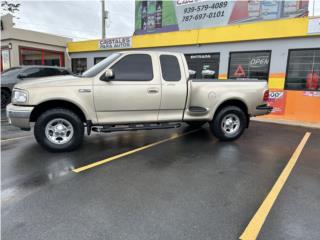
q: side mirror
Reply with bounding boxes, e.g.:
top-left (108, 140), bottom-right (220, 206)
top-left (100, 69), bottom-right (114, 81)
top-left (201, 70), bottom-right (215, 78)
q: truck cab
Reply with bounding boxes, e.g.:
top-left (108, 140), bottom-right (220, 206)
top-left (92, 52), bottom-right (189, 123)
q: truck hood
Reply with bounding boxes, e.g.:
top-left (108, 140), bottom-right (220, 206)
top-left (14, 75), bottom-right (92, 89)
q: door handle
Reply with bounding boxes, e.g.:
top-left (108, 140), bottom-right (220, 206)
top-left (147, 88), bottom-right (159, 94)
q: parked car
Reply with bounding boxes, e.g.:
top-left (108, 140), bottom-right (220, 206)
top-left (1, 66), bottom-right (71, 108)
top-left (7, 51), bottom-right (272, 152)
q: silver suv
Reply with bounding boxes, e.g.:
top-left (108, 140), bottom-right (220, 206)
top-left (1, 65), bottom-right (70, 108)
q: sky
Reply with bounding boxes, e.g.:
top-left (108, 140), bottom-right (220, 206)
top-left (10, 0), bottom-right (136, 40)
top-left (2, 0), bottom-right (320, 41)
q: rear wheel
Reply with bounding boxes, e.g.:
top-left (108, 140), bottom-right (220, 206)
top-left (34, 108), bottom-right (84, 152)
top-left (1, 89), bottom-right (11, 109)
top-left (186, 121), bottom-right (207, 128)
top-left (210, 106), bottom-right (247, 141)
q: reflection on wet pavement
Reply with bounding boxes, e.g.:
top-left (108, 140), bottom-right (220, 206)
top-left (2, 112), bottom-right (320, 240)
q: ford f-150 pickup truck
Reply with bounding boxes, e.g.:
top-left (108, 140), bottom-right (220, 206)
top-left (7, 51), bottom-right (272, 152)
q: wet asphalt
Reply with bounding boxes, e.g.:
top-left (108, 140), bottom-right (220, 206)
top-left (1, 110), bottom-right (320, 240)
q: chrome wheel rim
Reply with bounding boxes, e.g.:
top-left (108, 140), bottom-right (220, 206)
top-left (45, 118), bottom-right (74, 145)
top-left (221, 114), bottom-right (240, 136)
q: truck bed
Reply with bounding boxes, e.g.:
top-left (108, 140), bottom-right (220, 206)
top-left (183, 78), bottom-right (269, 121)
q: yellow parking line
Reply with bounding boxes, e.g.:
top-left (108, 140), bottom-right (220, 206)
top-left (0, 135), bottom-right (33, 143)
top-left (73, 129), bottom-right (200, 173)
top-left (239, 132), bottom-right (311, 240)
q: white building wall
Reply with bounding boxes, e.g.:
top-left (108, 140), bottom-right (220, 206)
top-left (69, 36), bottom-right (320, 75)
top-left (1, 14), bottom-right (72, 70)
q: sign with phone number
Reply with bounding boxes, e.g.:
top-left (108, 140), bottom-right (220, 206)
top-left (134, 0), bottom-right (309, 35)
top-left (175, 1), bottom-right (236, 31)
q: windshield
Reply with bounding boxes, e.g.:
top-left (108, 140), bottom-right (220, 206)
top-left (1, 67), bottom-right (22, 76)
top-left (82, 53), bottom-right (121, 77)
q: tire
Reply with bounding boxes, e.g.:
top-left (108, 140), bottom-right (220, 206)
top-left (186, 121), bottom-right (207, 128)
top-left (34, 108), bottom-right (84, 152)
top-left (1, 88), bottom-right (11, 109)
top-left (210, 106), bottom-right (247, 141)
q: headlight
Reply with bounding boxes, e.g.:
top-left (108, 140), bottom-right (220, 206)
top-left (12, 90), bottom-right (28, 104)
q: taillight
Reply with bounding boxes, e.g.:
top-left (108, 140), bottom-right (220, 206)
top-left (263, 90), bottom-right (269, 102)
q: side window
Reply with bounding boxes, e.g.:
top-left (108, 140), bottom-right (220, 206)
top-left (285, 49), bottom-right (320, 91)
top-left (59, 69), bottom-right (70, 75)
top-left (22, 68), bottom-right (45, 78)
top-left (111, 54), bottom-right (153, 81)
top-left (45, 68), bottom-right (61, 76)
top-left (160, 55), bottom-right (181, 81)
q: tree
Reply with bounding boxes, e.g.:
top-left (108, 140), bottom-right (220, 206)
top-left (1, 1), bottom-right (20, 16)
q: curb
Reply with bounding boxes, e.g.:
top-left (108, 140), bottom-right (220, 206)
top-left (252, 117), bottom-right (320, 129)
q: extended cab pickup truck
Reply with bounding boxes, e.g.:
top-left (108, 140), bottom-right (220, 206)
top-left (7, 51), bottom-right (272, 152)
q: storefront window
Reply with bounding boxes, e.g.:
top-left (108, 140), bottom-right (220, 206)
top-left (228, 51), bottom-right (271, 80)
top-left (20, 48), bottom-right (42, 65)
top-left (94, 57), bottom-right (106, 65)
top-left (185, 53), bottom-right (220, 79)
top-left (285, 49), bottom-right (320, 91)
top-left (44, 51), bottom-right (61, 66)
top-left (1, 49), bottom-right (11, 72)
top-left (72, 58), bottom-right (87, 74)
top-left (19, 47), bottom-right (64, 67)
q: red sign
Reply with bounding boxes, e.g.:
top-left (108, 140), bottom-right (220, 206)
top-left (306, 72), bottom-right (319, 90)
top-left (303, 91), bottom-right (320, 97)
top-left (234, 65), bottom-right (246, 77)
top-left (268, 90), bottom-right (286, 115)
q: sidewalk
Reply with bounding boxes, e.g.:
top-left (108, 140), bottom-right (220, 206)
top-left (252, 117), bottom-right (320, 129)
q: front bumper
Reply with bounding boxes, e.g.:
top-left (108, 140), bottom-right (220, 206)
top-left (6, 104), bottom-right (34, 130)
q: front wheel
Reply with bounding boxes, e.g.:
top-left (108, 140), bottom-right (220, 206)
top-left (210, 106), bottom-right (247, 141)
top-left (34, 108), bottom-right (84, 152)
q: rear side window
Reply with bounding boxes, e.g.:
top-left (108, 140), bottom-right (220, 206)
top-left (111, 54), bottom-right (153, 81)
top-left (160, 55), bottom-right (181, 81)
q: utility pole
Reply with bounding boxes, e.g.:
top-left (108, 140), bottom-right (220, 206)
top-left (101, 0), bottom-right (106, 39)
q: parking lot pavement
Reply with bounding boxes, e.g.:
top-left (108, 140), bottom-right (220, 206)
top-left (258, 133), bottom-right (320, 240)
top-left (1, 118), bottom-right (320, 240)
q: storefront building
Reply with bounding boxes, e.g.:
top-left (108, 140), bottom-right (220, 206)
top-left (1, 14), bottom-right (71, 72)
top-left (67, 2), bottom-right (320, 124)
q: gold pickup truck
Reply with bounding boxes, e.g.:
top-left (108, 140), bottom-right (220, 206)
top-left (7, 51), bottom-right (272, 152)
